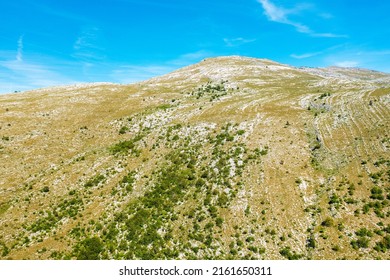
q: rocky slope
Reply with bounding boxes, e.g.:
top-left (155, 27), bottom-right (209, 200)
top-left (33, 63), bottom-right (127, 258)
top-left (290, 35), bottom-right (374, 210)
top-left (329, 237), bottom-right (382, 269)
top-left (0, 56), bottom-right (389, 259)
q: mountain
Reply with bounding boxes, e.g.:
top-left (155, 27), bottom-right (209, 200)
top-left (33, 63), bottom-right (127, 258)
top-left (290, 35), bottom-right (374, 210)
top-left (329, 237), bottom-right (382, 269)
top-left (0, 56), bottom-right (389, 260)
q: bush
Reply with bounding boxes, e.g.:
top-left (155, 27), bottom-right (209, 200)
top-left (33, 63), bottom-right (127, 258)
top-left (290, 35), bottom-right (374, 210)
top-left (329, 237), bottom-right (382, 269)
top-left (321, 217), bottom-right (333, 227)
top-left (307, 235), bottom-right (316, 249)
top-left (109, 140), bottom-right (136, 154)
top-left (215, 217), bottom-right (224, 227)
top-left (119, 126), bottom-right (129, 135)
top-left (84, 174), bottom-right (105, 188)
top-left (329, 194), bottom-right (341, 205)
top-left (355, 228), bottom-right (373, 237)
top-left (279, 247), bottom-right (303, 260)
top-left (351, 237), bottom-right (370, 249)
top-left (373, 235), bottom-right (390, 253)
top-left (370, 187), bottom-right (384, 200)
top-left (74, 237), bottom-right (104, 260)
top-left (120, 171), bottom-right (136, 192)
top-left (109, 134), bottom-right (143, 155)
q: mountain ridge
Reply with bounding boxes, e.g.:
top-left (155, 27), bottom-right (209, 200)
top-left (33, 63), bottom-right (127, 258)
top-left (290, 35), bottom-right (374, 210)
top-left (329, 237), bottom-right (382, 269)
top-left (3, 56), bottom-right (390, 96)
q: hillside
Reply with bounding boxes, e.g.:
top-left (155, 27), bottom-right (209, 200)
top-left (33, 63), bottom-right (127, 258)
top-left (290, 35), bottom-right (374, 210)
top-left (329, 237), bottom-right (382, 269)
top-left (0, 56), bottom-right (389, 260)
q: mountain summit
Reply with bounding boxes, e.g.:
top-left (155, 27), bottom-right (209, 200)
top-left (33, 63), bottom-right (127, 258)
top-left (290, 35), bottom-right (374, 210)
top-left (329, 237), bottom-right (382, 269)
top-left (0, 56), bottom-right (389, 259)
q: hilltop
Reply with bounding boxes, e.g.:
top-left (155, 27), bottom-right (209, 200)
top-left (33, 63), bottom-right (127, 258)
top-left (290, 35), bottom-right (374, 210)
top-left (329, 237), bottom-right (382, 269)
top-left (0, 56), bottom-right (389, 259)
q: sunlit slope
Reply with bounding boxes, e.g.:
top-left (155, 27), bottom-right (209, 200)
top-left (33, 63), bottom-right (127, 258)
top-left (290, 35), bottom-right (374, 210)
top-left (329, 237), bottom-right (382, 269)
top-left (0, 56), bottom-right (389, 259)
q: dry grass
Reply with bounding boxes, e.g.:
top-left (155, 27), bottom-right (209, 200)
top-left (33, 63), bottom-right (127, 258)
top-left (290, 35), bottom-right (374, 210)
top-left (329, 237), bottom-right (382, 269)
top-left (0, 56), bottom-right (389, 260)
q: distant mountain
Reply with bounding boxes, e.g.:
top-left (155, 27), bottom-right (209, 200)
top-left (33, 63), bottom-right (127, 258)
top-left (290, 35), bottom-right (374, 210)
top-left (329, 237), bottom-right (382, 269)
top-left (0, 56), bottom-right (389, 259)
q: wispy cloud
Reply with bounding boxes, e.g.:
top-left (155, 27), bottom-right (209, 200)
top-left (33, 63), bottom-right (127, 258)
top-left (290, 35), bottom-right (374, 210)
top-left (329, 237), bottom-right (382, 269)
top-left (257, 0), bottom-right (310, 33)
top-left (290, 44), bottom-right (348, 60)
top-left (0, 38), bottom-right (79, 94)
top-left (291, 52), bottom-right (322, 59)
top-left (312, 33), bottom-right (347, 38)
top-left (16, 35), bottom-right (24, 62)
top-left (111, 50), bottom-right (213, 84)
top-left (73, 26), bottom-right (106, 62)
top-left (257, 0), bottom-right (346, 38)
top-left (334, 61), bottom-right (359, 68)
top-left (319, 46), bottom-right (390, 72)
top-left (169, 50), bottom-right (212, 66)
top-left (224, 37), bottom-right (256, 47)
top-left (0, 59), bottom-right (78, 93)
top-left (319, 13), bottom-right (334, 19)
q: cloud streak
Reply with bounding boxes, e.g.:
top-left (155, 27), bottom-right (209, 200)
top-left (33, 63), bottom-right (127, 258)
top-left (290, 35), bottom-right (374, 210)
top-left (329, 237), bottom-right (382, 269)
top-left (111, 50), bottom-right (213, 84)
top-left (0, 40), bottom-right (80, 94)
top-left (0, 59), bottom-right (78, 93)
top-left (224, 37), bottom-right (256, 47)
top-left (334, 61), bottom-right (359, 68)
top-left (291, 52), bottom-right (322, 59)
top-left (16, 35), bottom-right (23, 62)
top-left (0, 46), bottom-right (212, 94)
top-left (257, 0), bottom-right (346, 38)
top-left (73, 26), bottom-right (106, 62)
top-left (258, 0), bottom-right (310, 32)
top-left (169, 50), bottom-right (212, 66)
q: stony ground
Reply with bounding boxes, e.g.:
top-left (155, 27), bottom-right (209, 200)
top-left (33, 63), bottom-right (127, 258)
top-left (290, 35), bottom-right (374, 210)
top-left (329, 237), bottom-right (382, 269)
top-left (0, 56), bottom-right (389, 259)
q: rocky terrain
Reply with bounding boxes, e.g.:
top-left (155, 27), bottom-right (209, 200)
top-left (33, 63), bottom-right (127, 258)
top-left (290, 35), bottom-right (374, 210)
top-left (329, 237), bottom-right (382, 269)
top-left (0, 56), bottom-right (389, 259)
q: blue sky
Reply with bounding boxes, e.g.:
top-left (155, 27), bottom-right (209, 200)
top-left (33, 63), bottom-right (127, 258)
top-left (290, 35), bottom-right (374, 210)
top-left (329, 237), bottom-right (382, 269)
top-left (1, 0), bottom-right (389, 93)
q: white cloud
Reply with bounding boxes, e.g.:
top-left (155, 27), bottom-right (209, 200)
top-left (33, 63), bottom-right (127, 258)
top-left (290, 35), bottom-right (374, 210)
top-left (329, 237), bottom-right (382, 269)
top-left (0, 43), bottom-right (80, 94)
top-left (359, 50), bottom-right (390, 56)
top-left (334, 61), bottom-right (359, 68)
top-left (291, 52), bottom-right (322, 59)
top-left (0, 37), bottom-right (75, 93)
top-left (111, 51), bottom-right (213, 83)
top-left (257, 0), bottom-right (345, 38)
top-left (16, 35), bottom-right (24, 62)
top-left (290, 44), bottom-right (349, 60)
top-left (169, 50), bottom-right (212, 66)
top-left (258, 0), bottom-right (311, 33)
top-left (224, 37), bottom-right (256, 47)
top-left (323, 46), bottom-right (390, 72)
top-left (73, 26), bottom-right (105, 62)
top-left (312, 33), bottom-right (348, 38)
top-left (258, 0), bottom-right (289, 23)
top-left (0, 59), bottom-right (77, 93)
top-left (0, 47), bottom-right (214, 94)
top-left (319, 13), bottom-right (334, 19)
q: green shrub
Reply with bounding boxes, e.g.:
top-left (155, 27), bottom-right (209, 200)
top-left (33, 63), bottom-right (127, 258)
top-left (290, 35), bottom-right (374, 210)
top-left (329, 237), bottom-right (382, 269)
top-left (84, 174), bottom-right (105, 188)
top-left (74, 237), bottom-right (104, 260)
top-left (215, 217), bottom-right (224, 227)
top-left (307, 235), bottom-right (316, 249)
top-left (370, 186), bottom-right (384, 200)
top-left (321, 217), bottom-right (334, 227)
top-left (119, 126), bottom-right (129, 135)
top-left (355, 228), bottom-right (373, 237)
top-left (279, 247), bottom-right (303, 260)
top-left (120, 171), bottom-right (136, 192)
top-left (295, 178), bottom-right (302, 184)
top-left (109, 134), bottom-right (143, 155)
top-left (329, 194), bottom-right (341, 205)
top-left (373, 235), bottom-right (390, 253)
top-left (351, 237), bottom-right (370, 249)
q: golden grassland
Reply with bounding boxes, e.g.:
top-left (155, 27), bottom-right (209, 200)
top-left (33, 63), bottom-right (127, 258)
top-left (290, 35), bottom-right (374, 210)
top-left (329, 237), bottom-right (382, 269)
top-left (0, 56), bottom-right (389, 259)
